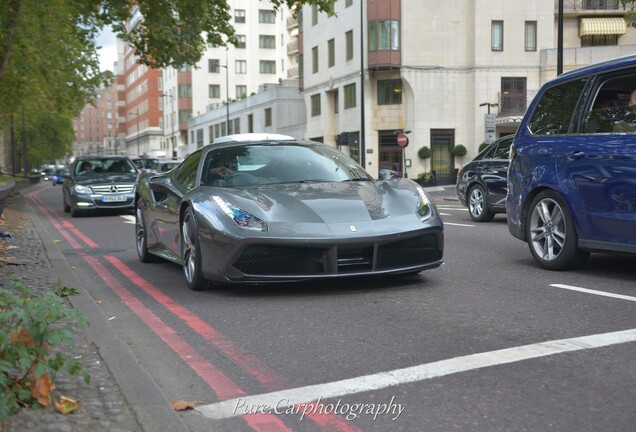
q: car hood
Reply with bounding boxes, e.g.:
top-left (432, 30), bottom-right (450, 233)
top-left (73, 173), bottom-right (138, 185)
top-left (191, 180), bottom-right (425, 228)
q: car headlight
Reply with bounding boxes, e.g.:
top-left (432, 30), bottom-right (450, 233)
top-left (74, 185), bottom-right (92, 194)
top-left (213, 196), bottom-right (267, 231)
top-left (415, 186), bottom-right (433, 221)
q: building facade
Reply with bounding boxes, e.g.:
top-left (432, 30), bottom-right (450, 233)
top-left (300, 0), bottom-right (636, 183)
top-left (72, 82), bottom-right (119, 157)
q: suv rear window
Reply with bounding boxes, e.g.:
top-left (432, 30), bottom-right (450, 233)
top-left (527, 79), bottom-right (587, 136)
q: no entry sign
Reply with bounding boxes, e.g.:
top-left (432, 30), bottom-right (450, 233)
top-left (397, 133), bottom-right (409, 148)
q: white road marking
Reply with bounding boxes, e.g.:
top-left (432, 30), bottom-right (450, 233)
top-left (196, 328), bottom-right (636, 420)
top-left (120, 215), bottom-right (136, 224)
top-left (439, 212), bottom-right (452, 216)
top-left (444, 222), bottom-right (475, 227)
top-left (551, 284), bottom-right (636, 302)
top-left (436, 206), bottom-right (466, 211)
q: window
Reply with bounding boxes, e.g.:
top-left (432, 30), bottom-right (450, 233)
top-left (178, 84), bottom-right (192, 98)
top-left (328, 39), bottom-right (335, 67)
top-left (259, 35), bottom-right (275, 49)
top-left (527, 79), bottom-right (587, 136)
top-left (346, 30), bottom-right (354, 60)
top-left (259, 9), bottom-right (276, 24)
top-left (236, 85), bottom-right (247, 99)
top-left (344, 83), bottom-right (356, 109)
top-left (209, 126), bottom-right (214, 143)
top-left (312, 5), bottom-right (318, 26)
top-left (248, 114), bottom-right (254, 133)
top-left (260, 60), bottom-right (276, 74)
top-left (196, 129), bottom-right (204, 148)
top-left (346, 0), bottom-right (353, 6)
top-left (492, 21), bottom-right (503, 51)
top-left (312, 46), bottom-right (319, 73)
top-left (236, 60), bottom-right (247, 74)
top-left (368, 21), bottom-right (400, 51)
top-left (500, 77), bottom-right (527, 115)
top-left (235, 9), bottom-right (246, 23)
top-left (525, 21), bottom-right (537, 51)
top-left (209, 84), bottom-right (220, 98)
top-left (311, 94), bottom-right (321, 116)
top-left (175, 150), bottom-right (201, 190)
top-left (178, 109), bottom-right (192, 123)
top-left (581, 34), bottom-right (618, 46)
top-left (236, 35), bottom-right (246, 49)
top-left (234, 118), bottom-right (240, 134)
top-left (265, 108), bottom-right (272, 127)
top-left (378, 80), bottom-right (402, 105)
top-left (334, 89), bottom-right (339, 114)
top-left (208, 59), bottom-right (220, 73)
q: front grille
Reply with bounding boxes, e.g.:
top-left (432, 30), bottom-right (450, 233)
top-left (233, 246), bottom-right (327, 275)
top-left (91, 184), bottom-right (135, 194)
top-left (337, 246), bottom-right (373, 272)
top-left (376, 234), bottom-right (441, 269)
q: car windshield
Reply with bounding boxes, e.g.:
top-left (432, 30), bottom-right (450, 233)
top-left (75, 158), bottom-right (137, 176)
top-left (132, 158), bottom-right (160, 170)
top-left (202, 143), bottom-right (373, 187)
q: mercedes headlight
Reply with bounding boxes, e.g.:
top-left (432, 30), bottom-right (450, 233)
top-left (74, 185), bottom-right (92, 194)
top-left (213, 196), bottom-right (267, 231)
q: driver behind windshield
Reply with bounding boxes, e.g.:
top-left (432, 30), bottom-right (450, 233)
top-left (207, 154), bottom-right (237, 182)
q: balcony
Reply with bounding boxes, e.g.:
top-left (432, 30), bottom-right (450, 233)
top-left (287, 66), bottom-right (299, 79)
top-left (558, 0), bottom-right (622, 13)
top-left (287, 39), bottom-right (299, 55)
top-left (286, 16), bottom-right (299, 30)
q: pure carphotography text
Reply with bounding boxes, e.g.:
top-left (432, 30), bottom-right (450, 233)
top-left (233, 396), bottom-right (405, 421)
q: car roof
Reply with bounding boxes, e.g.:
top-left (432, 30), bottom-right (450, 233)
top-left (547, 53), bottom-right (636, 85)
top-left (212, 133), bottom-right (295, 144)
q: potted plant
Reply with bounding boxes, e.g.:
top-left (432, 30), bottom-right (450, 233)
top-left (416, 171), bottom-right (436, 186)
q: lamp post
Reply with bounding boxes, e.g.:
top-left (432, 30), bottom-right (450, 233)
top-left (219, 49), bottom-right (230, 136)
top-left (479, 102), bottom-right (498, 114)
top-left (128, 110), bottom-right (140, 155)
top-left (161, 92), bottom-right (174, 157)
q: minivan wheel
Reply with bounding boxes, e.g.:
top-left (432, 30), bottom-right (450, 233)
top-left (181, 207), bottom-right (209, 291)
top-left (526, 191), bottom-right (590, 270)
top-left (468, 185), bottom-right (494, 222)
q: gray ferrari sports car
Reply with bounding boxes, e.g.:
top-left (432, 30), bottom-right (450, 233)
top-left (135, 134), bottom-right (444, 290)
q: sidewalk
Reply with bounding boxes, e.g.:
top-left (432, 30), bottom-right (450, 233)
top-left (0, 186), bottom-right (141, 432)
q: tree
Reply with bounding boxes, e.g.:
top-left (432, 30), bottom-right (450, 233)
top-left (0, 0), bottom-right (335, 167)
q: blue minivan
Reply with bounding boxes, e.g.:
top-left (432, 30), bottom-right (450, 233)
top-left (507, 54), bottom-right (636, 270)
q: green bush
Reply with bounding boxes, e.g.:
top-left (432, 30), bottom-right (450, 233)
top-left (451, 144), bottom-right (467, 157)
top-left (0, 282), bottom-right (90, 419)
top-left (417, 146), bottom-right (431, 160)
top-left (418, 172), bottom-right (435, 182)
top-left (478, 142), bottom-right (489, 152)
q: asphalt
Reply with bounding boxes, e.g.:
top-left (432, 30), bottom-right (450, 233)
top-left (0, 181), bottom-right (458, 432)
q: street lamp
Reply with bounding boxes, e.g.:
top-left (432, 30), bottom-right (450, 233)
top-left (128, 110), bottom-right (140, 155)
top-left (479, 102), bottom-right (498, 114)
top-left (161, 92), bottom-right (175, 158)
top-left (219, 48), bottom-right (230, 136)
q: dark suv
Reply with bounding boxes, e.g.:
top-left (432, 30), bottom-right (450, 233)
top-left (506, 54), bottom-right (636, 270)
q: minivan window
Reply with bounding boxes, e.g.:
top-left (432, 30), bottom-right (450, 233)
top-left (527, 79), bottom-right (587, 136)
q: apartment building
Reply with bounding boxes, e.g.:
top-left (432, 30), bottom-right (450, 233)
top-left (72, 82), bottom-right (119, 157)
top-left (300, 0), bottom-right (636, 183)
top-left (164, 1), bottom-right (294, 158)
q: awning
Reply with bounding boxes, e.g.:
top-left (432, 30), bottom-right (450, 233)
top-left (579, 17), bottom-right (627, 36)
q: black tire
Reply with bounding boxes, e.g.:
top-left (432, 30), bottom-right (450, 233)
top-left (181, 207), bottom-right (209, 291)
top-left (63, 197), bottom-right (70, 213)
top-left (526, 190), bottom-right (590, 270)
top-left (136, 202), bottom-right (160, 263)
top-left (70, 206), bottom-right (81, 217)
top-left (468, 184), bottom-right (495, 222)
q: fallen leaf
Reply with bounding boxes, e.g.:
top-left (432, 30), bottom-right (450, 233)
top-left (95, 301), bottom-right (103, 304)
top-left (55, 395), bottom-right (79, 415)
top-left (53, 240), bottom-right (62, 243)
top-left (32, 374), bottom-right (55, 407)
top-left (171, 400), bottom-right (201, 411)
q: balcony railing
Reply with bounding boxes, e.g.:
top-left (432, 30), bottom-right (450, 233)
top-left (287, 39), bottom-right (299, 55)
top-left (286, 16), bottom-right (299, 29)
top-left (558, 0), bottom-right (621, 11)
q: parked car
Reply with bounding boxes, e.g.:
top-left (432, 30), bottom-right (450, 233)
top-left (135, 133), bottom-right (444, 290)
top-left (149, 159), bottom-right (183, 173)
top-left (51, 168), bottom-right (69, 186)
top-left (506, 54), bottom-right (636, 270)
top-left (456, 135), bottom-right (513, 222)
top-left (63, 156), bottom-right (138, 217)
